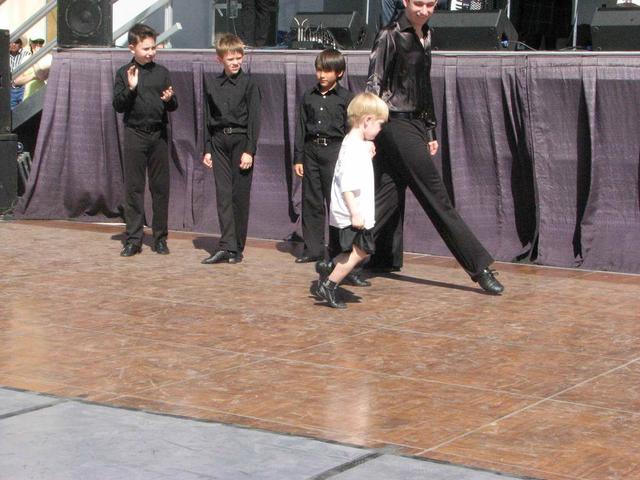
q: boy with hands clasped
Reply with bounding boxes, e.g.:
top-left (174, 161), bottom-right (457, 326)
top-left (113, 23), bottom-right (177, 257)
top-left (314, 93), bottom-right (389, 309)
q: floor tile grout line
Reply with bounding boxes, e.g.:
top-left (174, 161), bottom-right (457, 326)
top-left (415, 450), bottom-right (576, 480)
top-left (91, 355), bottom-right (277, 400)
top-left (375, 324), bottom-right (638, 362)
top-left (420, 356), bottom-right (640, 454)
top-left (305, 452), bottom-right (382, 480)
top-left (0, 398), bottom-right (68, 421)
top-left (8, 318), bottom-right (395, 361)
top-left (542, 355), bottom-right (640, 404)
top-left (264, 356), bottom-right (545, 400)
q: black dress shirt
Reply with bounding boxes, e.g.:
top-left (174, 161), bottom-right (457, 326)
top-left (204, 69), bottom-right (261, 156)
top-left (113, 59), bottom-right (178, 129)
top-left (366, 12), bottom-right (437, 141)
top-left (294, 84), bottom-right (354, 165)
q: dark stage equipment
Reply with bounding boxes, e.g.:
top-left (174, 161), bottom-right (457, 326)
top-left (58, 0), bottom-right (113, 48)
top-left (0, 134), bottom-right (18, 212)
top-left (289, 12), bottom-right (367, 50)
top-left (591, 6), bottom-right (640, 51)
top-left (0, 30), bottom-right (10, 134)
top-left (429, 9), bottom-right (518, 50)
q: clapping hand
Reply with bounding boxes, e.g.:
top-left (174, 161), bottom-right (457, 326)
top-left (161, 86), bottom-right (174, 102)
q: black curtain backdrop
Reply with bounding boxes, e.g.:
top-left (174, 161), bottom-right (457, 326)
top-left (16, 50), bottom-right (640, 274)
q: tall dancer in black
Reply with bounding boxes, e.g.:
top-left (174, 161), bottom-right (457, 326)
top-left (366, 0), bottom-right (504, 294)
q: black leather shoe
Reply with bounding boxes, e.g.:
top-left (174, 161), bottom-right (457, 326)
top-left (344, 272), bottom-right (371, 287)
top-left (152, 239), bottom-right (170, 255)
top-left (315, 259), bottom-right (334, 280)
top-left (315, 281), bottom-right (346, 309)
top-left (295, 254), bottom-right (323, 264)
top-left (228, 252), bottom-right (243, 264)
top-left (474, 268), bottom-right (504, 295)
top-left (201, 250), bottom-right (231, 264)
top-left (363, 264), bottom-right (401, 273)
top-left (120, 243), bottom-right (141, 257)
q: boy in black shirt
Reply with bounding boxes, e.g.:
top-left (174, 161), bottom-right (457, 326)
top-left (113, 23), bottom-right (177, 257)
top-left (294, 49), bottom-right (353, 265)
top-left (201, 34), bottom-right (261, 264)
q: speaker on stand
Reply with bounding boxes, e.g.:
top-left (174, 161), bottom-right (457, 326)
top-left (591, 6), bottom-right (640, 51)
top-left (0, 30), bottom-right (10, 135)
top-left (429, 9), bottom-right (518, 50)
top-left (58, 0), bottom-right (113, 48)
top-left (0, 134), bottom-right (18, 213)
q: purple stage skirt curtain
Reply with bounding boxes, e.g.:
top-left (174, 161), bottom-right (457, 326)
top-left (15, 50), bottom-right (640, 274)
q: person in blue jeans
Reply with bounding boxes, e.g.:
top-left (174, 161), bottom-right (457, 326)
top-left (380, 0), bottom-right (405, 27)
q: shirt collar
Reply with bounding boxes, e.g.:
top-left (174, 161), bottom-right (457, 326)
top-left (312, 83), bottom-right (340, 96)
top-left (397, 11), bottom-right (430, 36)
top-left (219, 69), bottom-right (243, 85)
top-left (132, 58), bottom-right (155, 69)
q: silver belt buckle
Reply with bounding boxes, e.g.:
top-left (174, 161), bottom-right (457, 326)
top-left (316, 137), bottom-right (328, 146)
top-left (223, 127), bottom-right (233, 135)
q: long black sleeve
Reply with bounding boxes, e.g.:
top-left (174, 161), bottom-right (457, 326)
top-left (293, 101), bottom-right (308, 165)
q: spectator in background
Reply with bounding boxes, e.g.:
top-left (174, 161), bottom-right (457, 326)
top-left (13, 39), bottom-right (51, 102)
top-left (9, 37), bottom-right (31, 108)
top-left (238, 0), bottom-right (278, 47)
top-left (380, 0), bottom-right (405, 27)
top-left (517, 0), bottom-right (572, 50)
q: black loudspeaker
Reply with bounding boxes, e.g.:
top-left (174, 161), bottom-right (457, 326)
top-left (58, 0), bottom-right (112, 48)
top-left (290, 12), bottom-right (367, 49)
top-left (0, 134), bottom-right (18, 212)
top-left (429, 9), bottom-right (518, 51)
top-left (591, 7), bottom-right (640, 51)
top-left (0, 30), bottom-right (10, 134)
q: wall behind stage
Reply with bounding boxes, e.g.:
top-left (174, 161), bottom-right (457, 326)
top-left (14, 50), bottom-right (640, 275)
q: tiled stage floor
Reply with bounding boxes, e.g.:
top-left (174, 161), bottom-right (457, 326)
top-left (1, 220), bottom-right (639, 479)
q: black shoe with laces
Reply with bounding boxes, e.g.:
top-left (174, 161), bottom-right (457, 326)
top-left (202, 250), bottom-right (231, 264)
top-left (343, 272), bottom-right (371, 287)
top-left (120, 243), bottom-right (141, 257)
top-left (474, 268), bottom-right (504, 295)
top-left (152, 239), bottom-right (170, 255)
top-left (314, 281), bottom-right (346, 309)
top-left (315, 259), bottom-right (334, 280)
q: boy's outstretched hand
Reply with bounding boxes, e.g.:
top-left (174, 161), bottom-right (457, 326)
top-left (126, 65), bottom-right (138, 90)
top-left (203, 153), bottom-right (213, 168)
top-left (161, 86), bottom-right (174, 102)
top-left (294, 164), bottom-right (304, 177)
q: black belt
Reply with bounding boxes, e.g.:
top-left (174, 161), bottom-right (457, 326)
top-left (308, 136), bottom-right (341, 147)
top-left (389, 111), bottom-right (424, 120)
top-left (129, 124), bottom-right (164, 133)
top-left (214, 127), bottom-right (248, 135)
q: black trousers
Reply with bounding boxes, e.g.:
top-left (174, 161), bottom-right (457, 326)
top-left (123, 127), bottom-right (169, 247)
top-left (301, 141), bottom-right (341, 259)
top-left (373, 118), bottom-right (494, 278)
top-left (239, 0), bottom-right (277, 47)
top-left (211, 132), bottom-right (254, 253)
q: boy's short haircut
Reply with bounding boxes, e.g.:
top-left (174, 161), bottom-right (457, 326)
top-left (128, 23), bottom-right (157, 46)
top-left (215, 33), bottom-right (245, 57)
top-left (315, 48), bottom-right (346, 74)
top-left (347, 92), bottom-right (389, 126)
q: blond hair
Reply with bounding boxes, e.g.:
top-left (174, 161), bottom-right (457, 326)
top-left (347, 92), bottom-right (389, 127)
top-left (215, 33), bottom-right (244, 57)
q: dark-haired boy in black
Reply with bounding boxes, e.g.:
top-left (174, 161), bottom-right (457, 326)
top-left (113, 23), bottom-right (177, 257)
